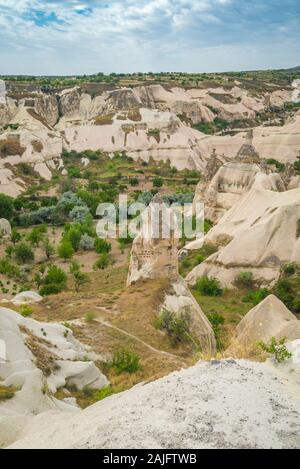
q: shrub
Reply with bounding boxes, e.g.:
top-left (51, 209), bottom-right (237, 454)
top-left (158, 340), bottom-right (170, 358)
top-left (207, 312), bottom-right (225, 350)
top-left (195, 276), bottom-right (223, 296)
top-left (129, 177), bottom-right (139, 186)
top-left (94, 238), bottom-right (112, 254)
top-left (27, 227), bottom-right (44, 246)
top-left (258, 337), bottom-right (292, 363)
top-left (293, 161), bottom-right (300, 175)
top-left (194, 254), bottom-right (205, 265)
top-left (11, 228), bottom-right (21, 244)
top-left (93, 253), bottom-right (110, 270)
top-left (40, 284), bottom-right (64, 296)
top-left (79, 233), bottom-right (95, 251)
top-left (0, 194), bottom-right (14, 220)
top-left (20, 305), bottom-right (33, 317)
top-left (69, 261), bottom-right (88, 292)
top-left (110, 349), bottom-right (141, 374)
top-left (0, 386), bottom-right (15, 401)
top-left (234, 271), bottom-right (254, 289)
top-left (243, 288), bottom-right (269, 305)
top-left (69, 205), bottom-right (90, 222)
top-left (292, 297), bottom-right (300, 313)
top-left (152, 177), bottom-right (163, 188)
top-left (64, 226), bottom-right (82, 251)
top-left (0, 258), bottom-right (21, 278)
top-left (14, 243), bottom-right (34, 264)
top-left (56, 191), bottom-right (85, 216)
top-left (274, 279), bottom-right (295, 310)
top-left (58, 239), bottom-right (74, 260)
top-left (43, 239), bottom-right (55, 259)
top-left (282, 262), bottom-right (298, 275)
top-left (147, 128), bottom-right (160, 142)
top-left (40, 265), bottom-right (67, 296)
top-left (85, 311), bottom-right (96, 323)
top-left (137, 191), bottom-right (153, 206)
top-left (265, 158), bottom-right (285, 172)
top-left (155, 309), bottom-right (192, 346)
top-left (118, 232), bottom-right (133, 252)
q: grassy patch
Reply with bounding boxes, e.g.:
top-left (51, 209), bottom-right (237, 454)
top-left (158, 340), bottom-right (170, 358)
top-left (0, 385), bottom-right (16, 401)
top-left (192, 287), bottom-right (253, 350)
top-left (179, 244), bottom-right (218, 277)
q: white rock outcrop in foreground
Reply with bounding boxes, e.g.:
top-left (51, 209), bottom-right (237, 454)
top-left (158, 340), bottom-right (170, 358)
top-left (0, 307), bottom-right (108, 447)
top-left (7, 346), bottom-right (300, 449)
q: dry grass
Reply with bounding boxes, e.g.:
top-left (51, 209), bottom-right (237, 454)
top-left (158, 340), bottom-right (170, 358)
top-left (0, 138), bottom-right (26, 157)
top-left (94, 114), bottom-right (114, 125)
top-left (127, 109), bottom-right (142, 121)
top-left (31, 140), bottom-right (44, 153)
top-left (20, 325), bottom-right (60, 377)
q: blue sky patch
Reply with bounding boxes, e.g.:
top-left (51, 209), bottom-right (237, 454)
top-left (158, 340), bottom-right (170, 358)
top-left (23, 9), bottom-right (65, 27)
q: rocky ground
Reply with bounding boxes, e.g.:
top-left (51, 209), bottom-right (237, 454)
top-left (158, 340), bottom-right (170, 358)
top-left (8, 350), bottom-right (300, 449)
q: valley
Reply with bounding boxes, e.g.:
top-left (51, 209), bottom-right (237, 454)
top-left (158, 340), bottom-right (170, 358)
top-left (0, 68), bottom-right (300, 449)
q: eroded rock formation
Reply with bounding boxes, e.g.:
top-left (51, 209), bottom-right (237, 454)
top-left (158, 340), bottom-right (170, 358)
top-left (127, 196), bottom-right (216, 353)
top-left (0, 307), bottom-right (108, 447)
top-left (187, 187), bottom-right (300, 287)
top-left (226, 295), bottom-right (300, 357)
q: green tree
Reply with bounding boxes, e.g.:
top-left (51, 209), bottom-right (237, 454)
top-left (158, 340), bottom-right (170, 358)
top-left (93, 253), bottom-right (110, 270)
top-left (27, 227), bottom-right (44, 246)
top-left (152, 177), bottom-right (163, 188)
top-left (69, 261), bottom-right (88, 292)
top-left (43, 239), bottom-right (55, 260)
top-left (94, 238), bottom-right (112, 254)
top-left (195, 276), bottom-right (223, 296)
top-left (58, 240), bottom-right (74, 260)
top-left (14, 243), bottom-right (34, 264)
top-left (40, 265), bottom-right (67, 296)
top-left (64, 226), bottom-right (82, 251)
top-left (0, 194), bottom-right (14, 220)
top-left (11, 228), bottom-right (21, 245)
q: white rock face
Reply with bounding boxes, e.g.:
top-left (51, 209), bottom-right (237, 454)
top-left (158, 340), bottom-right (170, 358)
top-left (291, 79), bottom-right (300, 103)
top-left (127, 196), bottom-right (215, 353)
top-left (0, 307), bottom-right (108, 447)
top-left (0, 218), bottom-right (12, 239)
top-left (226, 295), bottom-right (300, 356)
top-left (0, 168), bottom-right (26, 198)
top-left (197, 112), bottom-right (300, 164)
top-left (193, 162), bottom-right (284, 223)
top-left (127, 196), bottom-right (180, 286)
top-left (12, 291), bottom-right (43, 305)
top-left (187, 188), bottom-right (300, 287)
top-left (1, 82), bottom-right (299, 196)
top-left (7, 349), bottom-right (300, 449)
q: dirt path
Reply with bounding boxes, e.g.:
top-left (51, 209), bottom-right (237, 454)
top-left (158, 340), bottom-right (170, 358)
top-left (94, 314), bottom-right (186, 365)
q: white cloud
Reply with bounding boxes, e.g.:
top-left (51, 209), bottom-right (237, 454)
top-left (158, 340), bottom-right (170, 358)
top-left (0, 0), bottom-right (299, 74)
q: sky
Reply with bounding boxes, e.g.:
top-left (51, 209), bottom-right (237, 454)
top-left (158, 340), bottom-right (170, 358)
top-left (0, 0), bottom-right (299, 75)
